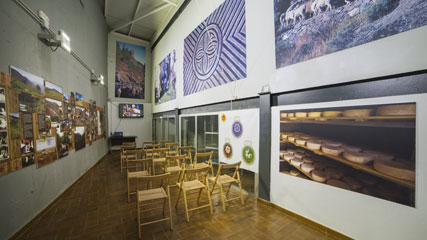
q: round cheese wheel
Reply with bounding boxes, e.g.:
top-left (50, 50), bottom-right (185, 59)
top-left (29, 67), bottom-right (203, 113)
top-left (280, 112), bottom-right (288, 118)
top-left (288, 113), bottom-right (295, 117)
top-left (295, 112), bottom-right (307, 117)
top-left (376, 104), bottom-right (416, 116)
top-left (294, 152), bottom-right (305, 159)
top-left (301, 163), bottom-right (315, 173)
top-left (324, 167), bottom-right (344, 179)
top-left (327, 179), bottom-right (351, 190)
top-left (308, 112), bottom-right (322, 118)
top-left (312, 170), bottom-right (328, 183)
top-left (342, 176), bottom-right (363, 190)
top-left (341, 145), bottom-right (362, 152)
top-left (363, 150), bottom-right (394, 162)
top-left (313, 161), bottom-right (327, 170)
top-left (343, 151), bottom-right (374, 165)
top-left (296, 136), bottom-right (310, 145)
top-left (343, 109), bottom-right (373, 117)
top-left (302, 157), bottom-right (314, 164)
top-left (288, 136), bottom-right (296, 142)
top-left (291, 158), bottom-right (304, 167)
top-left (373, 160), bottom-right (415, 181)
top-left (322, 111), bottom-right (343, 117)
top-left (287, 149), bottom-right (297, 154)
top-left (290, 170), bottom-right (300, 176)
top-left (322, 140), bottom-right (342, 147)
top-left (283, 153), bottom-right (294, 162)
top-left (321, 144), bottom-right (344, 156)
top-left (307, 140), bottom-right (322, 150)
top-left (279, 150), bottom-right (288, 159)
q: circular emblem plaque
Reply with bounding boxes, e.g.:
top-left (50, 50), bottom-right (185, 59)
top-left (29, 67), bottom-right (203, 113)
top-left (242, 145), bottom-right (255, 164)
top-left (232, 121), bottom-right (243, 137)
top-left (223, 143), bottom-right (233, 158)
top-left (193, 24), bottom-right (223, 80)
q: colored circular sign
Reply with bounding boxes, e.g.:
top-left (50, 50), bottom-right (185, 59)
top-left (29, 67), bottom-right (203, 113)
top-left (242, 145), bottom-right (255, 164)
top-left (232, 121), bottom-right (243, 137)
top-left (221, 114), bottom-right (226, 122)
top-left (223, 143), bottom-right (233, 158)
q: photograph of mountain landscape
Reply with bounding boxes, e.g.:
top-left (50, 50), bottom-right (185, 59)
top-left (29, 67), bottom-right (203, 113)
top-left (74, 126), bottom-right (85, 151)
top-left (115, 41), bottom-right (145, 99)
top-left (56, 127), bottom-right (71, 158)
top-left (9, 113), bottom-right (21, 139)
top-left (274, 0), bottom-right (427, 68)
top-left (18, 93), bottom-right (45, 113)
top-left (45, 81), bottom-right (63, 100)
top-left (155, 49), bottom-right (176, 104)
top-left (10, 66), bottom-right (45, 97)
top-left (75, 106), bottom-right (86, 125)
top-left (46, 98), bottom-right (63, 122)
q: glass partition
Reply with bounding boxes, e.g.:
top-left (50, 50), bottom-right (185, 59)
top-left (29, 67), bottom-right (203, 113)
top-left (180, 116), bottom-right (195, 147)
top-left (168, 117), bottom-right (175, 142)
top-left (197, 115), bottom-right (219, 163)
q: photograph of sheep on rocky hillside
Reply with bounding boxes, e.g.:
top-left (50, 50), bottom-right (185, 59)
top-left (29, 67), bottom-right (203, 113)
top-left (274, 0), bottom-right (427, 68)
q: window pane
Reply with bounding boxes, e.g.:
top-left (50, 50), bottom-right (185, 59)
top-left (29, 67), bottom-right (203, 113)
top-left (155, 118), bottom-right (162, 143)
top-left (180, 116), bottom-right (195, 147)
top-left (196, 115), bottom-right (218, 163)
top-left (168, 117), bottom-right (175, 142)
top-left (161, 118), bottom-right (167, 141)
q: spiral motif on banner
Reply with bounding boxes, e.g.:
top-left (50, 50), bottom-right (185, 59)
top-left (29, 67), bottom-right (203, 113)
top-left (193, 24), bottom-right (222, 80)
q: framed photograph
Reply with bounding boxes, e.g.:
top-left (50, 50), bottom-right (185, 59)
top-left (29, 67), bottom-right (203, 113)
top-left (10, 66), bottom-right (45, 97)
top-left (19, 93), bottom-right (46, 114)
top-left (36, 136), bottom-right (56, 152)
top-left (22, 154), bottom-right (34, 167)
top-left (0, 145), bottom-right (9, 160)
top-left (45, 81), bottom-right (63, 100)
top-left (74, 126), bottom-right (85, 151)
top-left (0, 103), bottom-right (6, 117)
top-left (20, 139), bottom-right (34, 154)
top-left (0, 131), bottom-right (8, 145)
top-left (0, 87), bottom-right (5, 102)
top-left (0, 117), bottom-right (7, 131)
top-left (45, 97), bottom-right (63, 122)
top-left (9, 113), bottom-right (21, 139)
top-left (56, 127), bottom-right (71, 158)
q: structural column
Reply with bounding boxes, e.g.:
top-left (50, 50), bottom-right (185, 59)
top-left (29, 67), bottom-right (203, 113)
top-left (258, 92), bottom-right (271, 201)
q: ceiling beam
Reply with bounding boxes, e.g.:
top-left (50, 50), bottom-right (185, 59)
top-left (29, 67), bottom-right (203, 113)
top-left (162, 0), bottom-right (177, 7)
top-left (110, 2), bottom-right (170, 33)
top-left (128, 0), bottom-right (143, 36)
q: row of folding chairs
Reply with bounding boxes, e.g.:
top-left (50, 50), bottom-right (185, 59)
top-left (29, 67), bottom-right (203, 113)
top-left (122, 148), bottom-right (244, 239)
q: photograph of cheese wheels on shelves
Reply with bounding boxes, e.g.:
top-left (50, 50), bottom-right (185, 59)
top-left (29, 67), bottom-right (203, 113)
top-left (279, 102), bottom-right (416, 207)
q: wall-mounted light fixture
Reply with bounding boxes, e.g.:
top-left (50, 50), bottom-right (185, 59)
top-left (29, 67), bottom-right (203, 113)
top-left (90, 72), bottom-right (105, 86)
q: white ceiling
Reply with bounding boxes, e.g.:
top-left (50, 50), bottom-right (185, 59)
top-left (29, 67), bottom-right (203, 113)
top-left (102, 0), bottom-right (184, 42)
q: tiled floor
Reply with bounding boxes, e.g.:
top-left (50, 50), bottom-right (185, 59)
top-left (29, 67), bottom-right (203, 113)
top-left (14, 152), bottom-right (344, 240)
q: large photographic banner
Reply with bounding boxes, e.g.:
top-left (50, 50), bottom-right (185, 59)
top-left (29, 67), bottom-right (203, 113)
top-left (115, 41), bottom-right (146, 99)
top-left (218, 108), bottom-right (259, 173)
top-left (272, 95), bottom-right (419, 207)
top-left (183, 0), bottom-right (247, 96)
top-left (155, 49), bottom-right (177, 104)
top-left (274, 0), bottom-right (427, 69)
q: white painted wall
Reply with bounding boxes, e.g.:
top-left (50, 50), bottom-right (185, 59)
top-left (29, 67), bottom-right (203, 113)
top-left (0, 0), bottom-right (109, 239)
top-left (270, 94), bottom-right (427, 240)
top-left (151, 0), bottom-right (427, 113)
top-left (108, 102), bottom-right (153, 148)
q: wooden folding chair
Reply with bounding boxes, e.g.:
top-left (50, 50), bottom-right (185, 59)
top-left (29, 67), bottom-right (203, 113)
top-left (126, 152), bottom-right (154, 202)
top-left (208, 162), bottom-right (244, 211)
top-left (193, 152), bottom-right (214, 175)
top-left (175, 166), bottom-right (213, 222)
top-left (159, 140), bottom-right (171, 148)
top-left (136, 173), bottom-right (173, 238)
top-left (178, 146), bottom-right (194, 158)
top-left (120, 145), bottom-right (136, 173)
top-left (165, 155), bottom-right (186, 185)
top-left (165, 143), bottom-right (179, 156)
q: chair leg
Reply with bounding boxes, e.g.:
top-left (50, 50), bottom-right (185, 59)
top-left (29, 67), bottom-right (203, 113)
top-left (183, 190), bottom-right (190, 222)
top-left (206, 185), bottom-right (213, 215)
top-left (238, 181), bottom-right (244, 205)
top-left (163, 198), bottom-right (166, 217)
top-left (219, 183), bottom-right (226, 212)
top-left (137, 198), bottom-right (141, 239)
top-left (167, 187), bottom-right (173, 230)
top-left (226, 183), bottom-right (232, 197)
top-left (127, 177), bottom-right (130, 203)
top-left (197, 188), bottom-right (203, 203)
top-left (175, 187), bottom-right (182, 209)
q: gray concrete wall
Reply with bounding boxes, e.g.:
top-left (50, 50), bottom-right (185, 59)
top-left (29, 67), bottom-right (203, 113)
top-left (0, 0), bottom-right (109, 239)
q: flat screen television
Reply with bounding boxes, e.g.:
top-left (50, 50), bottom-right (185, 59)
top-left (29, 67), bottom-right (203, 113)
top-left (119, 104), bottom-right (143, 118)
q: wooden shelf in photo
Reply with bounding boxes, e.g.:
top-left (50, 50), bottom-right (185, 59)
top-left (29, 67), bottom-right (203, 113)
top-left (280, 115), bottom-right (415, 128)
top-left (281, 140), bottom-right (415, 189)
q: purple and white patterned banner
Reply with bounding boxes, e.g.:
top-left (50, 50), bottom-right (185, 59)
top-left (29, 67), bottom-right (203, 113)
top-left (183, 0), bottom-right (247, 96)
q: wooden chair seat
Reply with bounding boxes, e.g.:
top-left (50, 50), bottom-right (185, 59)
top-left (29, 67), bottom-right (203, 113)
top-left (177, 180), bottom-right (205, 191)
top-left (137, 188), bottom-right (167, 202)
top-left (195, 162), bottom-right (209, 169)
top-left (166, 166), bottom-right (182, 173)
top-left (208, 175), bottom-right (237, 185)
top-left (153, 157), bottom-right (166, 163)
top-left (128, 170), bottom-right (150, 178)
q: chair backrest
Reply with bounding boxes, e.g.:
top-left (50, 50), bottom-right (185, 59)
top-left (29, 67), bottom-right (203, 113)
top-left (159, 140), bottom-right (171, 148)
top-left (180, 166), bottom-right (210, 184)
top-left (178, 146), bottom-right (194, 159)
top-left (212, 161), bottom-right (242, 186)
top-left (139, 172), bottom-right (170, 189)
top-left (142, 141), bottom-right (155, 149)
top-left (126, 157), bottom-right (153, 175)
top-left (146, 148), bottom-right (168, 158)
top-left (125, 149), bottom-right (141, 161)
top-left (193, 152), bottom-right (213, 166)
top-left (122, 142), bottom-right (136, 146)
top-left (166, 142), bottom-right (179, 151)
top-left (165, 155), bottom-right (186, 168)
